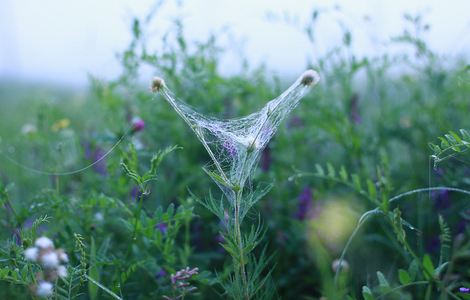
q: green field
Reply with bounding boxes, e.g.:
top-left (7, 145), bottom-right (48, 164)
top-left (1, 7), bottom-right (470, 300)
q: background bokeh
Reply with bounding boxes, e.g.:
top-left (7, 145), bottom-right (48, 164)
top-left (0, 1), bottom-right (469, 299)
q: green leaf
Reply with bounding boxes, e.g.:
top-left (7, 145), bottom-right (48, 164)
top-left (203, 168), bottom-right (232, 189)
top-left (422, 254), bottom-right (435, 280)
top-left (460, 129), bottom-right (470, 141)
top-left (438, 137), bottom-right (450, 149)
top-left (315, 164), bottom-right (325, 176)
top-left (85, 275), bottom-right (122, 300)
top-left (351, 174), bottom-right (362, 191)
top-left (147, 145), bottom-right (181, 177)
top-left (362, 286), bottom-right (374, 300)
top-left (339, 165), bottom-right (348, 181)
top-left (120, 161), bottom-right (141, 184)
top-left (428, 143), bottom-right (441, 154)
top-left (434, 262), bottom-right (449, 277)
top-left (398, 269), bottom-right (411, 285)
top-left (408, 259), bottom-right (419, 281)
top-left (376, 271), bottom-right (390, 288)
top-left (366, 179), bottom-right (377, 200)
top-left (327, 163), bottom-right (336, 178)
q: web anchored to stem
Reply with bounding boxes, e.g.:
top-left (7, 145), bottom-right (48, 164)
top-left (151, 70), bottom-right (320, 202)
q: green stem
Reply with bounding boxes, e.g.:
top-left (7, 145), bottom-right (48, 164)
top-left (234, 189), bottom-right (249, 300)
top-left (132, 190), bottom-right (144, 241)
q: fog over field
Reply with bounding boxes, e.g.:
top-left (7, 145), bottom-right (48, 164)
top-left (1, 0), bottom-right (469, 85)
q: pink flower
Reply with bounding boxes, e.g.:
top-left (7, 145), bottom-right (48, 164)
top-left (132, 117), bottom-right (145, 132)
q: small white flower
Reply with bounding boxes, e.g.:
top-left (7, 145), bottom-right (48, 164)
top-left (24, 247), bottom-right (39, 262)
top-left (40, 251), bottom-right (59, 268)
top-left (94, 212), bottom-right (104, 222)
top-left (36, 281), bottom-right (53, 297)
top-left (35, 237), bottom-right (54, 249)
top-left (332, 258), bottom-right (349, 273)
top-left (58, 251), bottom-right (69, 263)
top-left (21, 123), bottom-right (37, 135)
top-left (57, 265), bottom-right (68, 278)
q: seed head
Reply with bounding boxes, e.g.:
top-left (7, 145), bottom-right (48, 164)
top-left (35, 237), bottom-right (54, 249)
top-left (36, 281), bottom-right (53, 297)
top-left (40, 251), bottom-right (59, 268)
top-left (300, 69), bottom-right (320, 86)
top-left (57, 249), bottom-right (69, 263)
top-left (151, 77), bottom-right (165, 93)
top-left (24, 247), bottom-right (39, 262)
top-left (57, 265), bottom-right (68, 278)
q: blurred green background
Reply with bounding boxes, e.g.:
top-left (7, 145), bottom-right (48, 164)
top-left (1, 1), bottom-right (470, 299)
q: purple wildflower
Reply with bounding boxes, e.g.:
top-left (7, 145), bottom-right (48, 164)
top-left (287, 116), bottom-right (304, 129)
top-left (156, 223), bottom-right (168, 235)
top-left (425, 235), bottom-right (440, 254)
top-left (459, 287), bottom-right (470, 293)
top-left (295, 186), bottom-right (313, 220)
top-left (215, 233), bottom-right (225, 244)
top-left (82, 140), bottom-right (92, 159)
top-left (131, 117), bottom-right (145, 133)
top-left (130, 186), bottom-right (145, 202)
top-left (276, 230), bottom-right (288, 245)
top-left (170, 267), bottom-right (199, 285)
top-left (260, 145), bottom-right (271, 172)
top-left (432, 189), bottom-right (451, 211)
top-left (12, 228), bottom-right (21, 246)
top-left (223, 140), bottom-right (237, 157)
top-left (433, 167), bottom-right (445, 177)
top-left (156, 268), bottom-right (167, 279)
top-left (82, 140), bottom-right (107, 176)
top-left (349, 94), bottom-right (361, 124)
top-left (457, 220), bottom-right (466, 234)
top-left (92, 148), bottom-right (107, 176)
top-left (215, 233), bottom-right (225, 253)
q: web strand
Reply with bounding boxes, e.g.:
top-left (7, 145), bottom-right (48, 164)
top-left (0, 129), bottom-right (130, 176)
top-left (154, 70), bottom-right (320, 199)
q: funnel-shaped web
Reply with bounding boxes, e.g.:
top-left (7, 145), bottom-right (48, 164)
top-left (151, 70), bottom-right (320, 202)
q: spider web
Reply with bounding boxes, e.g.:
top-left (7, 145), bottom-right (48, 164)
top-left (153, 70), bottom-right (320, 202)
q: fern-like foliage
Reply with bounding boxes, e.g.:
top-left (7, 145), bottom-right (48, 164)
top-left (290, 163), bottom-right (391, 210)
top-left (438, 215), bottom-right (451, 267)
top-left (429, 129), bottom-right (470, 166)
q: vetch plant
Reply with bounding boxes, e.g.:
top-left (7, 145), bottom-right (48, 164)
top-left (151, 70), bottom-right (320, 299)
top-left (163, 266), bottom-right (199, 300)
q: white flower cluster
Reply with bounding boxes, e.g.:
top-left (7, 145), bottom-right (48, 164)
top-left (24, 236), bottom-right (69, 298)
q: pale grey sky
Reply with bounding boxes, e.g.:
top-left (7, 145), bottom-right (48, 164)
top-left (1, 0), bottom-right (469, 85)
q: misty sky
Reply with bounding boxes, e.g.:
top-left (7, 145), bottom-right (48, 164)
top-left (1, 0), bottom-right (469, 86)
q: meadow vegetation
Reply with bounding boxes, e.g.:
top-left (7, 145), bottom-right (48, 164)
top-left (0, 4), bottom-right (469, 300)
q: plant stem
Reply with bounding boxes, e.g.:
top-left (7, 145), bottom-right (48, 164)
top-left (234, 189), bottom-right (249, 300)
top-left (132, 190), bottom-right (144, 242)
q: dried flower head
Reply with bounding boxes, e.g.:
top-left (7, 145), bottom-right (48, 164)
top-left (151, 77), bottom-right (165, 93)
top-left (164, 267), bottom-right (199, 300)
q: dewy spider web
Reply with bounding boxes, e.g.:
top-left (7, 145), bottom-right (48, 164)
top-left (152, 70), bottom-right (320, 202)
